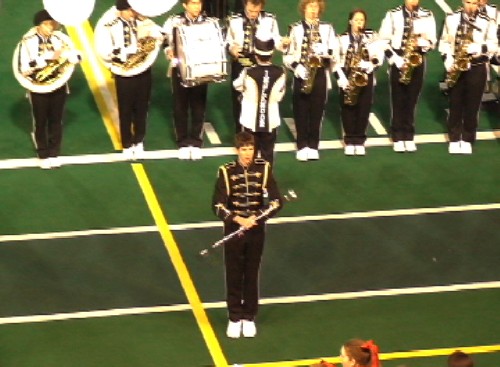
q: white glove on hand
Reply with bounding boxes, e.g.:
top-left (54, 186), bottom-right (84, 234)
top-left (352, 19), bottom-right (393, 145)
top-left (337, 75), bottom-right (349, 90)
top-left (417, 37), bottom-right (430, 48)
top-left (35, 56), bottom-right (48, 68)
top-left (392, 54), bottom-right (405, 69)
top-left (294, 64), bottom-right (308, 80)
top-left (359, 60), bottom-right (374, 74)
top-left (467, 42), bottom-right (481, 55)
top-left (62, 50), bottom-right (81, 64)
top-left (312, 43), bottom-right (327, 56)
top-left (124, 44), bottom-right (138, 55)
top-left (444, 55), bottom-right (454, 72)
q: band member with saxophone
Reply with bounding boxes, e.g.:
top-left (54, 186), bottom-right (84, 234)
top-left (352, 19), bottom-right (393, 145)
top-left (232, 33), bottom-right (286, 166)
top-left (226, 0), bottom-right (289, 133)
top-left (163, 0), bottom-right (215, 160)
top-left (379, 0), bottom-right (436, 153)
top-left (212, 131), bottom-right (282, 339)
top-left (439, 0), bottom-right (497, 154)
top-left (95, 0), bottom-right (163, 160)
top-left (16, 9), bottom-right (81, 169)
top-left (338, 9), bottom-right (384, 156)
top-left (284, 0), bottom-right (338, 161)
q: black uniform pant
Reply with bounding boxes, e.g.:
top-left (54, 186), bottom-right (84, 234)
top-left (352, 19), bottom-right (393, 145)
top-left (30, 86), bottom-right (67, 159)
top-left (447, 63), bottom-right (487, 143)
top-left (171, 69), bottom-right (207, 148)
top-left (115, 68), bottom-right (152, 149)
top-left (340, 73), bottom-right (375, 145)
top-left (389, 60), bottom-right (425, 141)
top-left (224, 222), bottom-right (265, 322)
top-left (243, 127), bottom-right (277, 166)
top-left (292, 67), bottom-right (327, 150)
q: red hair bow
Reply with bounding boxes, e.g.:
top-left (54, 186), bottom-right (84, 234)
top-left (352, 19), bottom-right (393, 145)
top-left (361, 340), bottom-right (380, 367)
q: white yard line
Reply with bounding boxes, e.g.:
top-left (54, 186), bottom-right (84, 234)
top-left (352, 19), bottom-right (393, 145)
top-left (369, 112), bottom-right (388, 135)
top-left (203, 122), bottom-right (222, 145)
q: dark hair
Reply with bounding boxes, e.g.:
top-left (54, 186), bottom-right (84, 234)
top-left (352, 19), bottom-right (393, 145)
top-left (298, 0), bottom-right (325, 17)
top-left (33, 9), bottom-right (54, 26)
top-left (235, 131), bottom-right (255, 148)
top-left (448, 351), bottom-right (474, 367)
top-left (244, 0), bottom-right (266, 7)
top-left (346, 8), bottom-right (368, 33)
top-left (256, 54), bottom-right (272, 63)
top-left (344, 339), bottom-right (372, 366)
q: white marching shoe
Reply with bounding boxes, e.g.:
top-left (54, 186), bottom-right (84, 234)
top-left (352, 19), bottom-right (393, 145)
top-left (296, 147), bottom-right (309, 161)
top-left (393, 141), bottom-right (406, 152)
top-left (404, 140), bottom-right (417, 152)
top-left (190, 147), bottom-right (203, 160)
top-left (344, 145), bottom-right (355, 156)
top-left (354, 145), bottom-right (366, 156)
top-left (134, 143), bottom-right (145, 159)
top-left (242, 320), bottom-right (257, 338)
top-left (226, 320), bottom-right (242, 339)
top-left (307, 149), bottom-right (319, 160)
top-left (122, 147), bottom-right (135, 160)
top-left (460, 141), bottom-right (472, 154)
top-left (448, 141), bottom-right (461, 154)
top-left (178, 147), bottom-right (191, 160)
top-left (39, 158), bottom-right (51, 170)
top-left (49, 157), bottom-right (62, 168)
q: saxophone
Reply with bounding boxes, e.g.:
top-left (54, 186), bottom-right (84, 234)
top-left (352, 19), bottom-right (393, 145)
top-left (301, 20), bottom-right (323, 94)
top-left (34, 57), bottom-right (71, 83)
top-left (399, 16), bottom-right (423, 85)
top-left (122, 36), bottom-right (157, 69)
top-left (344, 37), bottom-right (369, 106)
top-left (445, 22), bottom-right (474, 88)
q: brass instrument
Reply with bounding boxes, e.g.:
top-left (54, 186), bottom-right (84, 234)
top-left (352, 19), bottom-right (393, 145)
top-left (445, 21), bottom-right (474, 88)
top-left (301, 20), bottom-right (323, 94)
top-left (344, 37), bottom-right (369, 106)
top-left (399, 16), bottom-right (423, 85)
top-left (120, 36), bottom-right (157, 69)
top-left (34, 57), bottom-right (71, 83)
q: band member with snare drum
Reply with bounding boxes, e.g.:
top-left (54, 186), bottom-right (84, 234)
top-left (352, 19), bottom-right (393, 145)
top-left (439, 0), bottom-right (497, 154)
top-left (338, 9), bottom-right (384, 156)
top-left (379, 0), bottom-right (437, 153)
top-left (212, 131), bottom-right (282, 339)
top-left (226, 0), bottom-right (289, 133)
top-left (14, 9), bottom-right (81, 169)
top-left (233, 33), bottom-right (286, 166)
top-left (284, 0), bottom-right (338, 161)
top-left (163, 0), bottom-right (217, 160)
top-left (95, 0), bottom-right (163, 160)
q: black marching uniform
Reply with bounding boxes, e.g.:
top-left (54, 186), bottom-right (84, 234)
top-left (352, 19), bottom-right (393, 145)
top-left (212, 158), bottom-right (282, 322)
top-left (226, 11), bottom-right (284, 132)
top-left (439, 8), bottom-right (497, 146)
top-left (379, 5), bottom-right (437, 146)
top-left (163, 12), bottom-right (215, 149)
top-left (338, 29), bottom-right (383, 148)
top-left (284, 20), bottom-right (338, 157)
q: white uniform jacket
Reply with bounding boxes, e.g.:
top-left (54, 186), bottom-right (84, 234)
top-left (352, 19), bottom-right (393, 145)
top-left (338, 30), bottom-right (385, 70)
top-left (379, 5), bottom-right (437, 64)
top-left (283, 20), bottom-right (339, 90)
top-left (439, 9), bottom-right (497, 60)
top-left (226, 11), bottom-right (286, 53)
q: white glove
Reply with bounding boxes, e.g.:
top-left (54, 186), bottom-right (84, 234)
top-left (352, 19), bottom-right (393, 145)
top-left (337, 75), bottom-right (349, 90)
top-left (42, 51), bottom-right (56, 60)
top-left (392, 54), bottom-right (405, 69)
top-left (62, 50), bottom-right (81, 64)
top-left (467, 42), bottom-right (481, 55)
top-left (124, 44), bottom-right (138, 55)
top-left (294, 64), bottom-right (308, 80)
top-left (417, 37), bottom-right (430, 48)
top-left (312, 42), bottom-right (327, 56)
top-left (359, 60), bottom-right (373, 74)
top-left (35, 56), bottom-right (48, 68)
top-left (444, 55), bottom-right (454, 72)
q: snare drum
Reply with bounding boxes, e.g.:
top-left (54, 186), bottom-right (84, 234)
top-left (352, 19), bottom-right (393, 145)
top-left (175, 20), bottom-right (227, 87)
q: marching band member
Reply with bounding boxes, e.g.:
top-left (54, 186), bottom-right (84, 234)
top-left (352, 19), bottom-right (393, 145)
top-left (212, 131), bottom-right (282, 339)
top-left (439, 0), bottom-right (497, 154)
top-left (163, 0), bottom-right (214, 160)
top-left (232, 32), bottom-right (286, 167)
top-left (379, 0), bottom-right (437, 153)
top-left (95, 0), bottom-right (163, 160)
top-left (284, 0), bottom-right (338, 161)
top-left (310, 338), bottom-right (381, 367)
top-left (15, 9), bottom-right (81, 169)
top-left (338, 9), bottom-right (384, 156)
top-left (226, 0), bottom-right (289, 133)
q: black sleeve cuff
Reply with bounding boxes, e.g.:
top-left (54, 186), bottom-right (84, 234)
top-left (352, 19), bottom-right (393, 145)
top-left (29, 60), bottom-right (37, 68)
top-left (384, 49), bottom-right (393, 58)
top-left (112, 48), bottom-right (120, 55)
top-left (291, 61), bottom-right (298, 69)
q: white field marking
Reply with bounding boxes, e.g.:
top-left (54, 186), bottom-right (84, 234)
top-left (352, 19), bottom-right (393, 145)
top-left (1, 130), bottom-right (499, 170)
top-left (2, 203), bottom-right (499, 243)
top-left (203, 122), bottom-right (222, 145)
top-left (283, 117), bottom-right (298, 140)
top-left (1, 281), bottom-right (499, 325)
top-left (369, 112), bottom-right (388, 135)
top-left (435, 0), bottom-right (453, 14)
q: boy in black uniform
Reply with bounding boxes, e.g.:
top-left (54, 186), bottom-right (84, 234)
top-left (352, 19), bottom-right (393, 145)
top-left (212, 131), bottom-right (282, 339)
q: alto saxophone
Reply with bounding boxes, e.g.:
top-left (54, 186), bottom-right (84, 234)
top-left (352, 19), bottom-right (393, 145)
top-left (301, 20), bottom-right (323, 94)
top-left (399, 16), bottom-right (423, 85)
top-left (35, 57), bottom-right (70, 84)
top-left (122, 36), bottom-right (157, 69)
top-left (344, 38), bottom-right (369, 106)
top-left (445, 23), bottom-right (474, 88)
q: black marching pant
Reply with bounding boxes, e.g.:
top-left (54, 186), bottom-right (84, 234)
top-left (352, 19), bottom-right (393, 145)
top-left (243, 127), bottom-right (277, 166)
top-left (389, 60), bottom-right (425, 141)
top-left (30, 85), bottom-right (67, 159)
top-left (224, 222), bottom-right (265, 322)
top-left (292, 67), bottom-right (327, 150)
top-left (340, 73), bottom-right (375, 145)
top-left (447, 64), bottom-right (487, 143)
top-left (231, 60), bottom-right (245, 133)
top-left (171, 69), bottom-right (207, 148)
top-left (115, 68), bottom-right (152, 149)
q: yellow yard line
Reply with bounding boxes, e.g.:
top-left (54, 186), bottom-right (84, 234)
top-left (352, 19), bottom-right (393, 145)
top-left (132, 163), bottom-right (228, 367)
top-left (66, 23), bottom-right (121, 150)
top-left (242, 344), bottom-right (500, 366)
